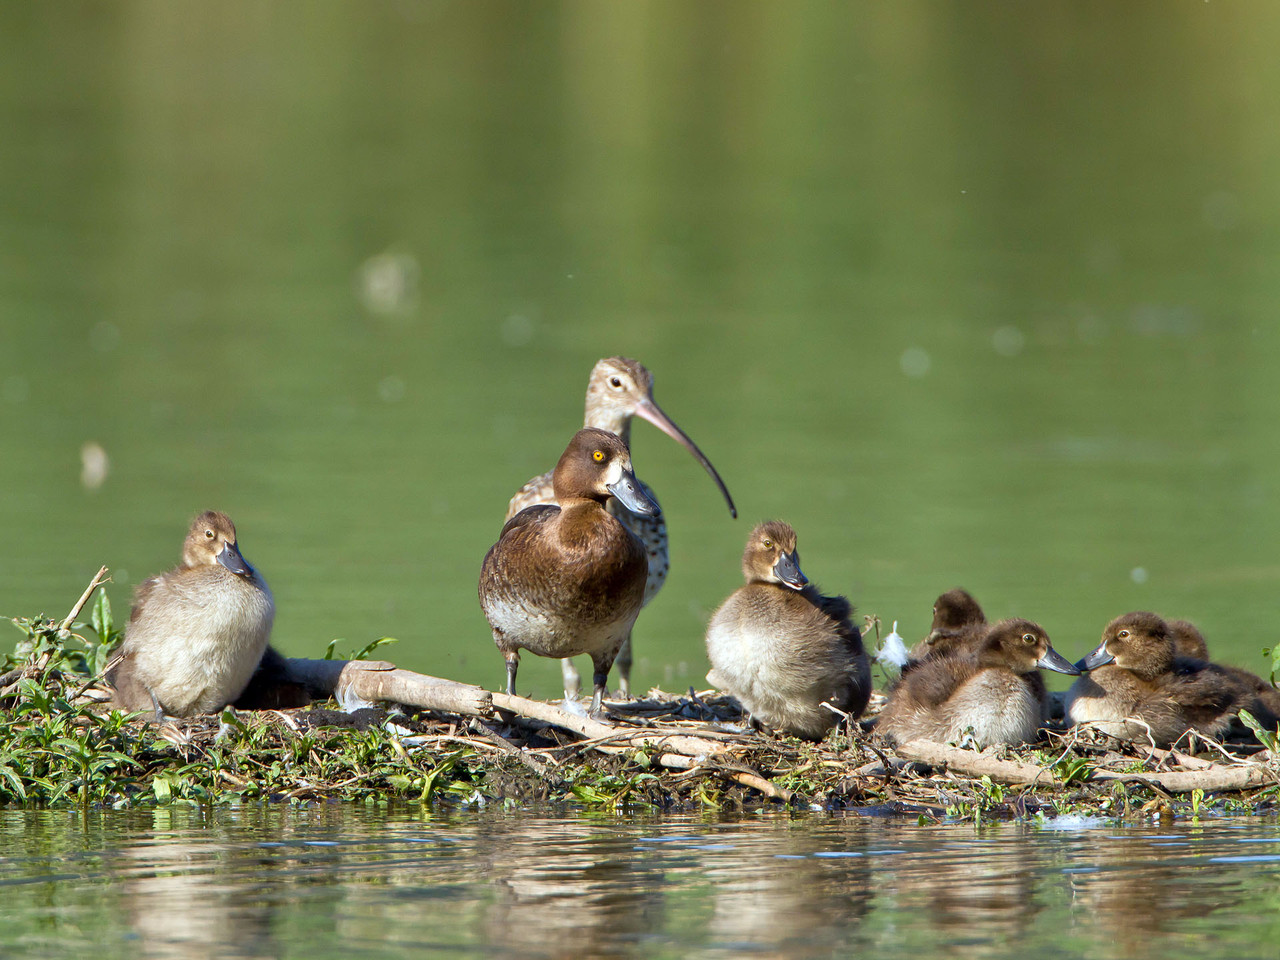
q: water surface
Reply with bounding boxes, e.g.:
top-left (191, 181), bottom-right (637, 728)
top-left (2, 805), bottom-right (1279, 959)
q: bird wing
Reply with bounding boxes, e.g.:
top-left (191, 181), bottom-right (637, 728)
top-left (506, 471), bottom-right (556, 522)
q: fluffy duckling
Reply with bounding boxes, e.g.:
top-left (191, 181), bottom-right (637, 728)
top-left (704, 521), bottom-right (871, 740)
top-left (1067, 612), bottom-right (1279, 746)
top-left (106, 511), bottom-right (275, 718)
top-left (876, 618), bottom-right (1079, 747)
top-left (1164, 618), bottom-right (1280, 723)
top-left (480, 428), bottom-right (658, 718)
top-left (905, 587), bottom-right (988, 669)
top-left (1167, 618), bottom-right (1210, 661)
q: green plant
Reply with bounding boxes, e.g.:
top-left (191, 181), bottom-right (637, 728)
top-left (1238, 709), bottom-right (1278, 753)
top-left (324, 636), bottom-right (399, 661)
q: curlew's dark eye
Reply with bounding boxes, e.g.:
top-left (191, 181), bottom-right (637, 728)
top-left (609, 377), bottom-right (623, 388)
top-left (205, 529), bottom-right (215, 540)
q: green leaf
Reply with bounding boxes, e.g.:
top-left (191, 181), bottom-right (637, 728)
top-left (91, 591), bottom-right (112, 642)
top-left (353, 637), bottom-right (398, 661)
top-left (152, 777), bottom-right (172, 802)
top-left (1238, 709), bottom-right (1279, 753)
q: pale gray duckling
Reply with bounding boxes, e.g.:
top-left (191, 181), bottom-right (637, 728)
top-left (106, 511), bottom-right (275, 718)
top-left (480, 428), bottom-right (659, 718)
top-left (705, 521), bottom-right (871, 740)
top-left (876, 618), bottom-right (1079, 748)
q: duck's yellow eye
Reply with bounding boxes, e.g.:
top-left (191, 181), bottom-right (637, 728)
top-left (762, 538), bottom-right (773, 549)
top-left (1022, 634), bottom-right (1036, 644)
top-left (592, 450), bottom-right (605, 462)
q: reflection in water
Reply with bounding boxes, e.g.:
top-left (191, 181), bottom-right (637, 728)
top-left (2, 807), bottom-right (1279, 959)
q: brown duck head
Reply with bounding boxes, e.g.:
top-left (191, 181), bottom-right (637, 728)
top-left (551, 428), bottom-right (659, 516)
top-left (741, 520), bottom-right (808, 591)
top-left (931, 588), bottom-right (986, 634)
top-left (1076, 612), bottom-right (1174, 679)
top-left (1167, 618), bottom-right (1210, 661)
top-left (584, 357), bottom-right (736, 518)
top-left (977, 618), bottom-right (1080, 676)
top-left (181, 510), bottom-right (253, 578)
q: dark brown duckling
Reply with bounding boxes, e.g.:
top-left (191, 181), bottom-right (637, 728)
top-left (1065, 611), bottom-right (1278, 747)
top-left (905, 587), bottom-right (988, 669)
top-left (704, 521), bottom-right (870, 740)
top-left (1167, 618), bottom-right (1210, 660)
top-left (876, 618), bottom-right (1079, 747)
top-left (1162, 618), bottom-right (1280, 726)
top-left (106, 511), bottom-right (275, 718)
top-left (505, 357), bottom-right (736, 699)
top-left (480, 428), bottom-right (658, 718)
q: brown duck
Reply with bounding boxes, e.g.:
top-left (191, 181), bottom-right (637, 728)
top-left (505, 357), bottom-right (736, 698)
top-left (1066, 611), bottom-right (1280, 746)
top-left (704, 521), bottom-right (871, 740)
top-left (876, 618), bottom-right (1079, 747)
top-left (480, 428), bottom-right (658, 717)
top-left (905, 587), bottom-right (988, 669)
top-left (106, 511), bottom-right (275, 718)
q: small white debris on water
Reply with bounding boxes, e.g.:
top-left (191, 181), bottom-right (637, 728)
top-left (876, 622), bottom-right (910, 669)
top-left (80, 442), bottom-right (109, 491)
top-left (1131, 567), bottom-right (1149, 584)
top-left (1038, 814), bottom-right (1108, 831)
top-left (900, 347), bottom-right (932, 379)
top-left (992, 325), bottom-right (1026, 357)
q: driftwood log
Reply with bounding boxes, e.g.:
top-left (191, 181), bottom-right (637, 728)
top-left (894, 739), bottom-right (1277, 794)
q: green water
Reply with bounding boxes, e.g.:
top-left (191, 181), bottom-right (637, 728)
top-left (2, 804), bottom-right (1279, 960)
top-left (4, 2), bottom-right (1280, 703)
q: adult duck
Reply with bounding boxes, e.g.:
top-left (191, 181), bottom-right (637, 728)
top-left (506, 357), bottom-right (736, 697)
top-left (481, 428), bottom-right (658, 717)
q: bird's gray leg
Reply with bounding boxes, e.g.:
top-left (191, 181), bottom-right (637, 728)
top-left (588, 668), bottom-right (610, 720)
top-left (560, 657), bottom-right (581, 700)
top-left (149, 690), bottom-right (166, 723)
top-left (505, 654), bottom-right (519, 696)
top-left (614, 632), bottom-right (633, 698)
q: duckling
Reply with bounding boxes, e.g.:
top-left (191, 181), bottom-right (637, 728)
top-left (480, 428), bottom-right (658, 718)
top-left (704, 521), bottom-right (870, 740)
top-left (1162, 618), bottom-right (1280, 725)
top-left (506, 357), bottom-right (736, 699)
top-left (1065, 611), bottom-right (1278, 746)
top-left (106, 511), bottom-right (275, 719)
top-left (1167, 618), bottom-right (1210, 660)
top-left (876, 618), bottom-right (1079, 748)
top-left (905, 587), bottom-right (988, 668)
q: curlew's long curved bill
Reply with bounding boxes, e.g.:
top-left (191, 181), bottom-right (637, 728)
top-left (633, 396), bottom-right (737, 519)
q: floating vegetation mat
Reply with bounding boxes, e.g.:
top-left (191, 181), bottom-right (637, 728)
top-left (2, 570), bottom-right (1278, 820)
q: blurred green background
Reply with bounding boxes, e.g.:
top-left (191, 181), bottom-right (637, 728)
top-left (3, 1), bottom-right (1280, 699)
